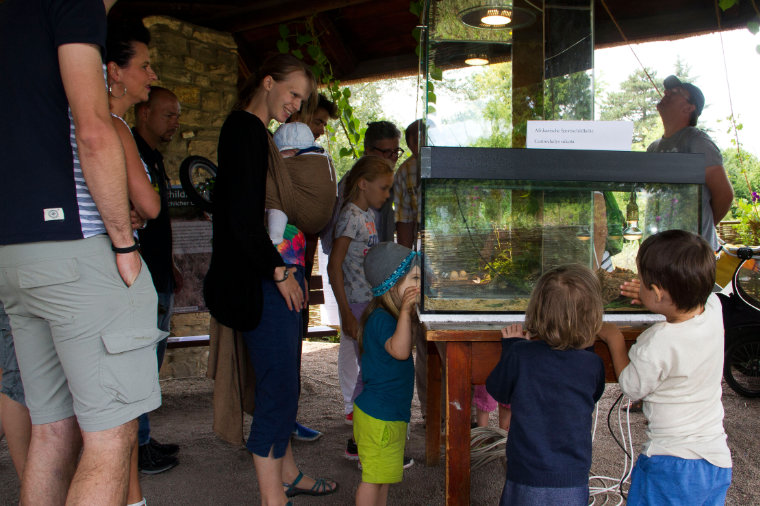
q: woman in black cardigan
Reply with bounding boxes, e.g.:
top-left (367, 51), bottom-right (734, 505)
top-left (204, 54), bottom-right (337, 503)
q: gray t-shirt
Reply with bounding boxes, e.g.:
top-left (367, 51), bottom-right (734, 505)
top-left (334, 203), bottom-right (378, 303)
top-left (647, 127), bottom-right (723, 250)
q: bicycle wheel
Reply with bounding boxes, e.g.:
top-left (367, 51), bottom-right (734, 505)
top-left (179, 155), bottom-right (217, 213)
top-left (724, 336), bottom-right (760, 397)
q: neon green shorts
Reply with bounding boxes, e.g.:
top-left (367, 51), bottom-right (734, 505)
top-left (353, 404), bottom-right (408, 484)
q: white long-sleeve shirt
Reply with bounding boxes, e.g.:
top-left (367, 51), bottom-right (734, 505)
top-left (619, 293), bottom-right (732, 468)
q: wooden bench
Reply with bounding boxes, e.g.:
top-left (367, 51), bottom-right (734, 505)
top-left (166, 274), bottom-right (338, 349)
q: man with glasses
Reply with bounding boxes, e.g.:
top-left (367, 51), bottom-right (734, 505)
top-left (647, 75), bottom-right (733, 252)
top-left (363, 121), bottom-right (403, 242)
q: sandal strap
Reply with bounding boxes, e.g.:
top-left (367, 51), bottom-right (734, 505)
top-left (283, 470), bottom-right (304, 492)
top-left (311, 478), bottom-right (334, 493)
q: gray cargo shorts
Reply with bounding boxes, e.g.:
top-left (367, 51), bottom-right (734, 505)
top-left (0, 235), bottom-right (166, 432)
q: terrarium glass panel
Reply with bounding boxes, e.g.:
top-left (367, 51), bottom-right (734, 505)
top-left (421, 178), bottom-right (700, 313)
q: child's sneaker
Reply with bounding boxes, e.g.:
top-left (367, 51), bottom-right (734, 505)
top-left (345, 412), bottom-right (353, 425)
top-left (292, 422), bottom-right (323, 442)
top-left (345, 438), bottom-right (359, 460)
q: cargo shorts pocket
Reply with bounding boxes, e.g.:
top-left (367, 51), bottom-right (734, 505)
top-left (17, 259), bottom-right (79, 288)
top-left (100, 328), bottom-right (167, 404)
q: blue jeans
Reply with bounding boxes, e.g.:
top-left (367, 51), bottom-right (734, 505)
top-left (0, 301), bottom-right (26, 406)
top-left (500, 480), bottom-right (588, 506)
top-left (138, 291), bottom-right (174, 446)
top-left (243, 266), bottom-right (304, 458)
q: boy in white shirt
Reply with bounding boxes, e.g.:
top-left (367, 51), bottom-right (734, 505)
top-left (599, 229), bottom-right (732, 505)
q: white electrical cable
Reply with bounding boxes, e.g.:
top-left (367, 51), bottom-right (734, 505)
top-left (587, 395), bottom-right (637, 505)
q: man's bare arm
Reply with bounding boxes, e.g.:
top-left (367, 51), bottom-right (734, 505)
top-left (58, 42), bottom-right (141, 285)
top-left (705, 164), bottom-right (734, 225)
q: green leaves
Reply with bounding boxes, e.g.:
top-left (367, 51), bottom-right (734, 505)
top-left (410, 0), bottom-right (422, 17)
top-left (277, 40), bottom-right (289, 54)
top-left (430, 65), bottom-right (443, 81)
top-left (718, 0), bottom-right (738, 11)
top-left (748, 20), bottom-right (759, 35)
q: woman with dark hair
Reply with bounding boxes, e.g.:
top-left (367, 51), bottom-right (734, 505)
top-left (204, 53), bottom-right (337, 504)
top-left (106, 19), bottom-right (160, 229)
top-left (105, 19), bottom-right (163, 506)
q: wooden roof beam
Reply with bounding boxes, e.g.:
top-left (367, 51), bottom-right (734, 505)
top-left (219, 0), bottom-right (375, 33)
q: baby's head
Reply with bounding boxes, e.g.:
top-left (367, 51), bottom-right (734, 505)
top-left (637, 230), bottom-right (715, 312)
top-left (274, 122), bottom-right (315, 158)
top-left (525, 264), bottom-right (603, 350)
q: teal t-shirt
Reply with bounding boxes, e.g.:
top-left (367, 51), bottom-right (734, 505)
top-left (354, 308), bottom-right (415, 422)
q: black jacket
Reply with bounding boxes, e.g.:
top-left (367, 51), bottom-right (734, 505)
top-left (204, 111), bottom-right (284, 330)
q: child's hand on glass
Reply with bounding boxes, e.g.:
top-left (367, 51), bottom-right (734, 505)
top-left (620, 278), bottom-right (642, 305)
top-left (501, 323), bottom-right (527, 339)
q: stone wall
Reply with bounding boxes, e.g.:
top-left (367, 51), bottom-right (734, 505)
top-left (142, 15), bottom-right (238, 179)
top-left (138, 16), bottom-right (237, 378)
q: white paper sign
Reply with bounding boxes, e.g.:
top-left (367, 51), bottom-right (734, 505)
top-left (526, 120), bottom-right (633, 151)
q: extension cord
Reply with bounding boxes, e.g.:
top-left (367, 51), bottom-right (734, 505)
top-left (588, 394), bottom-right (636, 505)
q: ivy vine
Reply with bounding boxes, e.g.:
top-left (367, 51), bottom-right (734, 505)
top-left (277, 19), bottom-right (364, 159)
top-left (276, 2), bottom-right (443, 160)
top-left (411, 0), bottom-right (443, 115)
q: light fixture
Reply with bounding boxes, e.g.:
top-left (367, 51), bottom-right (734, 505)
top-left (481, 8), bottom-right (512, 26)
top-left (623, 191), bottom-right (643, 241)
top-left (458, 3), bottom-right (536, 30)
top-left (465, 54), bottom-right (489, 66)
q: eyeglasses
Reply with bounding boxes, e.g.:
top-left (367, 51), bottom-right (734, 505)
top-left (371, 146), bottom-right (405, 160)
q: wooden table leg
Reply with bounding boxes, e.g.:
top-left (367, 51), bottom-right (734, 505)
top-left (445, 341), bottom-right (471, 506)
top-left (425, 339), bottom-right (442, 466)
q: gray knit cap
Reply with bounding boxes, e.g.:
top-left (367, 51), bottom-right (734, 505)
top-left (364, 242), bottom-right (418, 296)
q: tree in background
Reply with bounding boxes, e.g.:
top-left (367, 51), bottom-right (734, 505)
top-left (470, 62), bottom-right (513, 147)
top-left (321, 76), bottom-right (419, 178)
top-left (599, 67), bottom-right (662, 150)
top-left (544, 71), bottom-right (593, 121)
top-left (724, 147), bottom-right (760, 210)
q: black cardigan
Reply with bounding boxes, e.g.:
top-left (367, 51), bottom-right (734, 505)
top-left (204, 110), bottom-right (285, 331)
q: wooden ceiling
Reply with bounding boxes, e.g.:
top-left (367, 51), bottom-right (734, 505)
top-left (110, 0), bottom-right (758, 83)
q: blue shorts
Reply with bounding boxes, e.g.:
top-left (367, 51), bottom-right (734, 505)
top-left (0, 301), bottom-right (25, 406)
top-left (628, 454), bottom-right (732, 505)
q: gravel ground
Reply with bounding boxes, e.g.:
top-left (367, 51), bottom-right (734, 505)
top-left (1, 340), bottom-right (758, 505)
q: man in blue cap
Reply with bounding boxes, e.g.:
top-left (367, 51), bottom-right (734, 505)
top-left (647, 75), bottom-right (733, 251)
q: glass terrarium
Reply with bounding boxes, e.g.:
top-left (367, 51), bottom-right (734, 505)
top-left (420, 146), bottom-right (705, 315)
top-left (423, 0), bottom-right (594, 149)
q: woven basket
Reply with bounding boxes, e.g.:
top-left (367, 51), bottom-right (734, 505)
top-left (718, 220), bottom-right (741, 245)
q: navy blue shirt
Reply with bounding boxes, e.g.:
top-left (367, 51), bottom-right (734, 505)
top-left (134, 131), bottom-right (174, 294)
top-left (0, 0), bottom-right (107, 244)
top-left (486, 338), bottom-right (605, 488)
top-left (355, 308), bottom-right (415, 422)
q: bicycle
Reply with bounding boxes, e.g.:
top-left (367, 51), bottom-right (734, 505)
top-left (716, 245), bottom-right (760, 397)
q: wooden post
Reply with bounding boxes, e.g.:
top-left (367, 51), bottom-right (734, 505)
top-left (511, 0), bottom-right (544, 148)
top-left (445, 341), bottom-right (472, 505)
